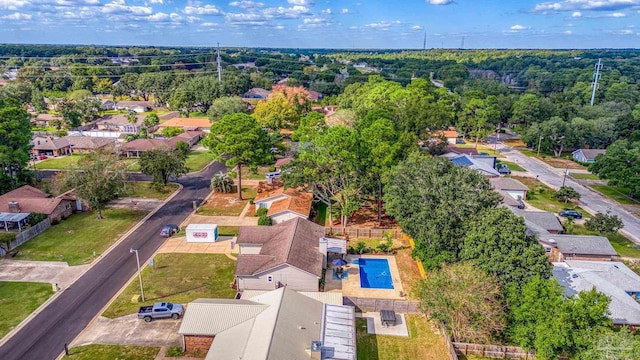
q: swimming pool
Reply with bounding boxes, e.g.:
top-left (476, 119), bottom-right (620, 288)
top-left (357, 258), bottom-right (394, 289)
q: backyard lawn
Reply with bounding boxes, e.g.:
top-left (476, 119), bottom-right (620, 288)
top-left (36, 155), bottom-right (84, 170)
top-left (570, 172), bottom-right (600, 180)
top-left (239, 165), bottom-right (271, 180)
top-left (123, 182), bottom-right (179, 200)
top-left (513, 176), bottom-right (586, 214)
top-left (103, 253), bottom-right (236, 318)
top-left (568, 225), bottom-right (640, 258)
top-left (313, 202), bottom-right (328, 226)
top-left (590, 185), bottom-right (639, 205)
top-left (185, 150), bottom-right (217, 172)
top-left (496, 160), bottom-right (525, 172)
top-left (196, 186), bottom-right (257, 216)
top-left (0, 281), bottom-right (53, 339)
top-left (356, 315), bottom-right (450, 360)
top-left (66, 345), bottom-right (159, 360)
top-left (13, 209), bottom-right (146, 265)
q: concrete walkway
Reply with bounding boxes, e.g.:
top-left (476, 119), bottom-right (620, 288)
top-left (73, 314), bottom-right (181, 348)
top-left (0, 259), bottom-right (89, 290)
top-left (497, 144), bottom-right (640, 243)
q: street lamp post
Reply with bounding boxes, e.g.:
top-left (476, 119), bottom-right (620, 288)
top-left (130, 248), bottom-right (145, 302)
top-left (536, 134), bottom-right (544, 158)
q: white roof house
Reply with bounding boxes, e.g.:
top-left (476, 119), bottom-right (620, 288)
top-left (554, 261), bottom-right (640, 326)
top-left (179, 287), bottom-right (356, 360)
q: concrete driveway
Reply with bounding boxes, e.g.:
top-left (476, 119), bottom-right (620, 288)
top-left (497, 144), bottom-right (640, 243)
top-left (0, 259), bottom-right (89, 289)
top-left (73, 314), bottom-right (181, 347)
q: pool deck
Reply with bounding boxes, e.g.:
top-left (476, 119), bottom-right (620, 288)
top-left (325, 255), bottom-right (405, 300)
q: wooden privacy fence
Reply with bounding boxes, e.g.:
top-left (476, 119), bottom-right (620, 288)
top-left (10, 219), bottom-right (51, 250)
top-left (325, 227), bottom-right (403, 240)
top-left (343, 296), bottom-right (420, 314)
top-left (453, 343), bottom-right (537, 359)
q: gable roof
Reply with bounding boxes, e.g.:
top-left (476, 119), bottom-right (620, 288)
top-left (178, 298), bottom-right (268, 336)
top-left (65, 136), bottom-right (114, 149)
top-left (0, 185), bottom-right (68, 215)
top-left (267, 193), bottom-right (313, 218)
top-left (95, 114), bottom-right (146, 126)
top-left (34, 113), bottom-right (61, 122)
top-left (115, 101), bottom-right (153, 108)
top-left (120, 138), bottom-right (173, 152)
top-left (573, 149), bottom-right (606, 160)
top-left (158, 117), bottom-right (211, 129)
top-left (554, 261), bottom-right (640, 325)
top-left (243, 87), bottom-right (271, 98)
top-left (443, 144), bottom-right (479, 156)
top-left (235, 218), bottom-right (325, 277)
top-left (450, 154), bottom-right (500, 177)
top-left (510, 208), bottom-right (564, 233)
top-left (32, 137), bottom-right (70, 151)
top-left (490, 177), bottom-right (528, 191)
top-left (431, 130), bottom-right (458, 138)
top-left (540, 234), bottom-right (618, 257)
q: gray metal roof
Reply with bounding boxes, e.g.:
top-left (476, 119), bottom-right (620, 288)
top-left (0, 212), bottom-right (30, 222)
top-left (540, 234), bottom-right (618, 256)
top-left (554, 261), bottom-right (640, 325)
top-left (321, 304), bottom-right (356, 360)
top-left (450, 154), bottom-right (500, 177)
top-left (178, 299), bottom-right (267, 336)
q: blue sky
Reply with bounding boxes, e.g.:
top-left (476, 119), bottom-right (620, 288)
top-left (0, 0), bottom-right (638, 48)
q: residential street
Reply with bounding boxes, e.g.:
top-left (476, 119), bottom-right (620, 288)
top-left (497, 144), bottom-right (640, 243)
top-left (0, 161), bottom-right (225, 360)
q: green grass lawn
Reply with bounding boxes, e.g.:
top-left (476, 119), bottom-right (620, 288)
top-left (36, 155), bottom-right (84, 170)
top-left (314, 202), bottom-right (328, 226)
top-left (239, 165), bottom-right (271, 180)
top-left (590, 185), bottom-right (640, 205)
top-left (14, 209), bottom-right (146, 265)
top-left (218, 226), bottom-right (240, 236)
top-left (568, 225), bottom-right (640, 258)
top-left (65, 345), bottom-right (159, 360)
top-left (356, 315), bottom-right (449, 360)
top-left (123, 182), bottom-right (179, 200)
top-left (570, 172), bottom-right (600, 180)
top-left (185, 150), bottom-right (216, 172)
top-left (123, 158), bottom-right (140, 172)
top-left (455, 144), bottom-right (502, 157)
top-left (102, 253), bottom-right (236, 318)
top-left (0, 282), bottom-right (54, 339)
top-left (188, 112), bottom-right (208, 118)
top-left (514, 176), bottom-right (586, 214)
top-left (496, 160), bottom-right (525, 172)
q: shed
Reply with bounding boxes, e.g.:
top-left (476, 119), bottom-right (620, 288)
top-left (186, 224), bottom-right (219, 243)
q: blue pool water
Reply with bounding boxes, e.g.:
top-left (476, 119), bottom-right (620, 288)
top-left (358, 258), bottom-right (394, 289)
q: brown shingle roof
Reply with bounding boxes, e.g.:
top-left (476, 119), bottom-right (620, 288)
top-left (32, 137), bottom-right (70, 151)
top-left (0, 185), bottom-right (66, 215)
top-left (65, 136), bottom-right (114, 150)
top-left (115, 101), bottom-right (153, 108)
top-left (96, 114), bottom-right (146, 126)
top-left (267, 191), bottom-right (312, 217)
top-left (158, 117), bottom-right (210, 129)
top-left (120, 138), bottom-right (173, 152)
top-left (235, 218), bottom-right (325, 277)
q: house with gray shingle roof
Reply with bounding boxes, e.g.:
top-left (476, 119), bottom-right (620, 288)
top-left (572, 149), bottom-right (606, 163)
top-left (235, 218), bottom-right (328, 292)
top-left (178, 287), bottom-right (355, 360)
top-left (509, 208), bottom-right (564, 235)
top-left (554, 261), bottom-right (640, 326)
top-left (539, 234), bottom-right (618, 262)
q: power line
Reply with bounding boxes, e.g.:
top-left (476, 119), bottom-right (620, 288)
top-left (590, 58), bottom-right (602, 107)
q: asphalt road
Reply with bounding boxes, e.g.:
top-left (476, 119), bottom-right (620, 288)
top-left (497, 144), bottom-right (640, 243)
top-left (0, 161), bottom-right (225, 360)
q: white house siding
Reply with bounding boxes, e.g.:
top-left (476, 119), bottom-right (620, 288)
top-left (270, 211), bottom-right (305, 224)
top-left (239, 244), bottom-right (262, 255)
top-left (447, 138), bottom-right (456, 145)
top-left (573, 151), bottom-right (587, 163)
top-left (237, 265), bottom-right (319, 292)
top-left (254, 194), bottom-right (288, 210)
top-left (506, 190), bottom-right (526, 200)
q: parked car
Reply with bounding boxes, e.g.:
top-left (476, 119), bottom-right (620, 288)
top-left (498, 164), bottom-right (511, 175)
top-left (160, 224), bottom-right (180, 237)
top-left (138, 302), bottom-right (184, 322)
top-left (455, 138), bottom-right (465, 144)
top-left (559, 210), bottom-right (582, 219)
top-left (516, 198), bottom-right (525, 209)
top-left (38, 155), bottom-right (48, 160)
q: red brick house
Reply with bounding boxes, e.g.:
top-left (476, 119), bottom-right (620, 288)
top-left (0, 185), bottom-right (80, 222)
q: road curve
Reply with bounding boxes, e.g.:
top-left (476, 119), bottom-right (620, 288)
top-left (497, 144), bottom-right (640, 243)
top-left (0, 161), bottom-right (225, 360)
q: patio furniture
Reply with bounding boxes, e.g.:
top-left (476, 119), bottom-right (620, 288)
top-left (380, 310), bottom-right (396, 327)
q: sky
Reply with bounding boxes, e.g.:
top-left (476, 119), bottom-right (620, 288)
top-left (0, 0), bottom-right (639, 48)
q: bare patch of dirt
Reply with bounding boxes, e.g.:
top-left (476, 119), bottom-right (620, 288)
top-left (335, 203), bottom-right (399, 228)
top-left (541, 157), bottom-right (586, 170)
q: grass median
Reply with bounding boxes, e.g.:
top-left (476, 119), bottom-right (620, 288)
top-left (0, 282), bottom-right (54, 339)
top-left (102, 253), bottom-right (236, 319)
top-left (13, 209), bottom-right (147, 265)
top-left (356, 315), bottom-right (449, 360)
top-left (66, 345), bottom-right (159, 360)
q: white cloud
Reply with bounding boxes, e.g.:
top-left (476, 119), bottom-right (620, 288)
top-left (619, 29), bottom-right (634, 34)
top-left (365, 20), bottom-right (401, 29)
top-left (149, 0), bottom-right (162, 3)
top-left (321, 8), bottom-right (331, 14)
top-left (287, 0), bottom-right (313, 5)
top-left (341, 8), bottom-right (349, 14)
top-left (533, 0), bottom-right (640, 12)
top-left (147, 12), bottom-right (169, 21)
top-left (564, 30), bottom-right (572, 34)
top-left (510, 24), bottom-right (529, 30)
top-left (102, 1), bottom-right (152, 15)
top-left (184, 4), bottom-right (222, 15)
top-left (229, 1), bottom-right (263, 8)
top-left (427, 0), bottom-right (455, 4)
top-left (412, 25), bottom-right (424, 30)
top-left (0, 0), bottom-right (29, 10)
top-left (1, 11), bottom-right (31, 19)
top-left (201, 21), bottom-right (219, 27)
top-left (572, 11), bottom-right (582, 17)
top-left (610, 12), bottom-right (626, 16)
top-left (225, 4), bottom-right (310, 25)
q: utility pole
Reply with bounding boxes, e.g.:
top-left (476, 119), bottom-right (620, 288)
top-left (460, 36), bottom-right (465, 49)
top-left (423, 31), bottom-right (427, 50)
top-left (216, 42), bottom-right (222, 83)
top-left (537, 134), bottom-right (544, 157)
top-left (590, 58), bottom-right (602, 106)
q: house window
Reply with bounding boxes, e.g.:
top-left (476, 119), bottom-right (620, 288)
top-left (545, 247), bottom-right (552, 253)
top-left (65, 204), bottom-right (71, 210)
top-left (267, 275), bottom-right (273, 283)
top-left (259, 203), bottom-right (268, 209)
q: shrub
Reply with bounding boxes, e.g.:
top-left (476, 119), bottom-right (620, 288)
top-left (585, 212), bottom-right (624, 234)
top-left (354, 241), bottom-right (370, 254)
top-left (269, 165), bottom-right (276, 172)
top-left (258, 215), bottom-right (272, 226)
top-left (256, 207), bottom-right (268, 217)
top-left (166, 346), bottom-right (184, 357)
top-left (27, 213), bottom-right (48, 226)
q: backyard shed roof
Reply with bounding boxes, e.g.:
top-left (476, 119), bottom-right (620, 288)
top-left (0, 212), bottom-right (31, 222)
